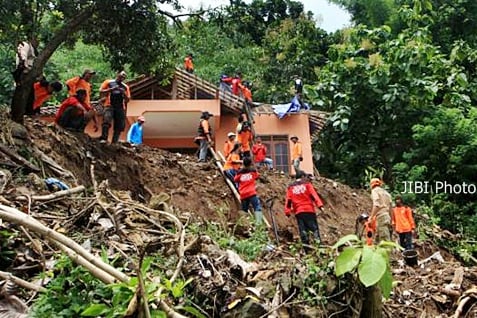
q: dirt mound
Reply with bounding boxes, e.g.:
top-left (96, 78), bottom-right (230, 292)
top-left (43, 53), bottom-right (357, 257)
top-left (1, 116), bottom-right (475, 317)
top-left (27, 118), bottom-right (371, 243)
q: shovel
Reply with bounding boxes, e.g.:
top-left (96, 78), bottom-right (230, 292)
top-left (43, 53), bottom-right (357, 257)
top-left (265, 197), bottom-right (280, 245)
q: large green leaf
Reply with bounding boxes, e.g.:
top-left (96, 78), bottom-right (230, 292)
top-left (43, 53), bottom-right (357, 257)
top-left (81, 303), bottom-right (109, 316)
top-left (358, 246), bottom-right (387, 287)
top-left (378, 267), bottom-right (393, 299)
top-left (332, 234), bottom-right (360, 249)
top-left (335, 247), bottom-right (362, 276)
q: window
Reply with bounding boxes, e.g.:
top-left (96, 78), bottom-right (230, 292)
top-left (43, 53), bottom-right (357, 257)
top-left (260, 135), bottom-right (290, 173)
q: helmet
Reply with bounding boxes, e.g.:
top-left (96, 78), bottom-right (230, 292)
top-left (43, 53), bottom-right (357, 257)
top-left (290, 135), bottom-right (298, 140)
top-left (370, 178), bottom-right (382, 188)
top-left (138, 116), bottom-right (145, 122)
top-left (358, 213), bottom-right (369, 222)
top-left (227, 132), bottom-right (236, 138)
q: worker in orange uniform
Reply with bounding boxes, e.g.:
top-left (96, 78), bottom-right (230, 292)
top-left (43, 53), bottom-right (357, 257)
top-left (55, 89), bottom-right (94, 132)
top-left (392, 196), bottom-right (416, 250)
top-left (285, 171), bottom-right (325, 252)
top-left (184, 53), bottom-right (194, 74)
top-left (239, 81), bottom-right (253, 106)
top-left (223, 132), bottom-right (236, 158)
top-left (356, 213), bottom-right (376, 246)
top-left (66, 69), bottom-right (96, 108)
top-left (99, 71), bottom-right (131, 143)
top-left (290, 135), bottom-right (303, 175)
top-left (223, 143), bottom-right (242, 187)
top-left (27, 79), bottom-right (63, 115)
top-left (237, 121), bottom-right (253, 159)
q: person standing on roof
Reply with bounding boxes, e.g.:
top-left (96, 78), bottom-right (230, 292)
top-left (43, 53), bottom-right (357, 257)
top-left (99, 71), bottom-right (131, 143)
top-left (392, 196), bottom-right (415, 250)
top-left (285, 171), bottom-right (324, 252)
top-left (234, 157), bottom-right (263, 225)
top-left (55, 89), bottom-right (94, 132)
top-left (293, 75), bottom-right (303, 94)
top-left (239, 81), bottom-right (253, 106)
top-left (223, 132), bottom-right (236, 158)
top-left (184, 53), bottom-right (194, 74)
top-left (195, 111), bottom-right (214, 162)
top-left (221, 72), bottom-right (242, 96)
top-left (66, 69), bottom-right (96, 108)
top-left (127, 116), bottom-right (146, 146)
top-left (369, 178), bottom-right (392, 243)
top-left (290, 135), bottom-right (303, 174)
top-left (237, 121), bottom-right (253, 159)
top-left (252, 136), bottom-right (273, 170)
top-left (28, 79), bottom-right (63, 115)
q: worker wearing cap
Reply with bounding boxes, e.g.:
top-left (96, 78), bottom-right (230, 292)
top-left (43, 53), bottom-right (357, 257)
top-left (392, 196), bottom-right (415, 250)
top-left (127, 116), bottom-right (146, 146)
top-left (369, 178), bottom-right (392, 243)
top-left (223, 132), bottom-right (236, 158)
top-left (196, 111), bottom-right (213, 162)
top-left (99, 71), bottom-right (131, 143)
top-left (284, 170), bottom-right (325, 252)
top-left (290, 135), bottom-right (303, 174)
top-left (66, 69), bottom-right (96, 108)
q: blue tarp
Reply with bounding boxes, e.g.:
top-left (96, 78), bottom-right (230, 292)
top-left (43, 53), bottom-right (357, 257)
top-left (271, 96), bottom-right (310, 119)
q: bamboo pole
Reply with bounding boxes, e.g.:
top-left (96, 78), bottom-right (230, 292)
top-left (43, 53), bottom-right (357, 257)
top-left (0, 205), bottom-right (129, 283)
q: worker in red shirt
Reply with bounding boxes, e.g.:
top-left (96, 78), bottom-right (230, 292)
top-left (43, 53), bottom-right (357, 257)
top-left (252, 136), bottom-right (273, 170)
top-left (184, 53), bottom-right (194, 73)
top-left (285, 171), bottom-right (325, 251)
top-left (55, 89), bottom-right (94, 131)
top-left (234, 157), bottom-right (263, 225)
top-left (221, 72), bottom-right (242, 95)
top-left (392, 196), bottom-right (416, 250)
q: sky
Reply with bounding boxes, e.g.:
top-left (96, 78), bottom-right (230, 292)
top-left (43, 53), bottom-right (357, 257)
top-left (165, 0), bottom-right (351, 33)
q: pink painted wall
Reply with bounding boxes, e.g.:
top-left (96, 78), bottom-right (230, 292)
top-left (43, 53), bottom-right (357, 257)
top-left (216, 113), bottom-right (313, 174)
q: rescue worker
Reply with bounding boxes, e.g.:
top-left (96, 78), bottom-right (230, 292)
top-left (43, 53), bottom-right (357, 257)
top-left (369, 178), bottom-right (392, 243)
top-left (126, 116), bottom-right (146, 146)
top-left (55, 89), bottom-right (94, 131)
top-left (284, 171), bottom-right (325, 252)
top-left (221, 72), bottom-right (242, 95)
top-left (356, 213), bottom-right (376, 246)
top-left (184, 53), bottom-right (194, 74)
top-left (28, 79), bottom-right (63, 115)
top-left (223, 132), bottom-right (236, 158)
top-left (237, 121), bottom-right (253, 159)
top-left (13, 38), bottom-right (38, 85)
top-left (252, 136), bottom-right (273, 170)
top-left (223, 143), bottom-right (242, 187)
top-left (392, 196), bottom-right (416, 250)
top-left (290, 135), bottom-right (303, 174)
top-left (239, 81), bottom-right (253, 106)
top-left (234, 157), bottom-right (263, 225)
top-left (293, 75), bottom-right (303, 94)
top-left (99, 71), bottom-right (131, 143)
top-left (65, 69), bottom-right (96, 108)
top-left (195, 111), bottom-right (213, 162)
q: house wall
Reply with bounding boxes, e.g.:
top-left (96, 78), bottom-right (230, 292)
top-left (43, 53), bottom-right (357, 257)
top-left (81, 99), bottom-right (220, 145)
top-left (216, 113), bottom-right (313, 174)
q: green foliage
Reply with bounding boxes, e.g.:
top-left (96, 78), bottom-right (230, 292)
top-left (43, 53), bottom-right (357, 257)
top-left (333, 236), bottom-right (399, 299)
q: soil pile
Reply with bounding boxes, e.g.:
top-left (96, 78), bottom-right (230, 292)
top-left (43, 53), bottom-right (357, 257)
top-left (0, 116), bottom-right (475, 317)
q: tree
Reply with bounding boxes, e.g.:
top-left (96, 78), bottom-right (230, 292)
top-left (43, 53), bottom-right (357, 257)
top-left (1, 0), bottom-right (178, 124)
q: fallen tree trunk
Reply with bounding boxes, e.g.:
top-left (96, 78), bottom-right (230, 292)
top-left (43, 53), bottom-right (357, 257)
top-left (0, 204), bottom-right (128, 283)
top-left (0, 143), bottom-right (40, 173)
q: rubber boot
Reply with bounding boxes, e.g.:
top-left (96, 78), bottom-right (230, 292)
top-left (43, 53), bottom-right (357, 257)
top-left (254, 211), bottom-right (263, 226)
